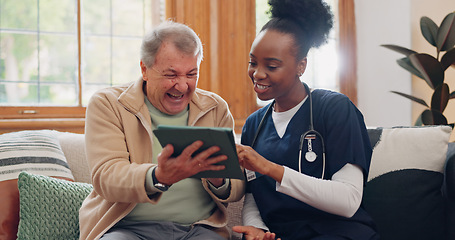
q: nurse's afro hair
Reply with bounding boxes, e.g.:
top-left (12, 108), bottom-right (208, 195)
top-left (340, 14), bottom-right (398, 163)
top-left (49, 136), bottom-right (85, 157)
top-left (261, 0), bottom-right (334, 59)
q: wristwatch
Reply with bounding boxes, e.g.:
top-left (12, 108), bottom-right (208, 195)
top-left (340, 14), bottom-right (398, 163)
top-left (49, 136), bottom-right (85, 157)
top-left (151, 167), bottom-right (171, 192)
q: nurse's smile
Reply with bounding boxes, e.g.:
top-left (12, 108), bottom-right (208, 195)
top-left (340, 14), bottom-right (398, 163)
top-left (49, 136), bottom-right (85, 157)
top-left (254, 82), bottom-right (271, 94)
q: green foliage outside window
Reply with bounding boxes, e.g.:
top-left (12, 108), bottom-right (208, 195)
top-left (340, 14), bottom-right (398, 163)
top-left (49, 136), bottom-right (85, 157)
top-left (0, 0), bottom-right (157, 106)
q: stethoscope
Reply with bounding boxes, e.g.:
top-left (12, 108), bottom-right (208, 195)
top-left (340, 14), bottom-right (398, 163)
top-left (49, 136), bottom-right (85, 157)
top-left (250, 82), bottom-right (326, 179)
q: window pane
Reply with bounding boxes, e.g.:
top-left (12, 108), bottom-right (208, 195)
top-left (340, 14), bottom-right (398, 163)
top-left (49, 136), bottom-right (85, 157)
top-left (39, 33), bottom-right (78, 105)
top-left (255, 0), bottom-right (268, 35)
top-left (41, 82), bottom-right (77, 105)
top-left (0, 32), bottom-right (39, 82)
top-left (112, 0), bottom-right (145, 36)
top-left (40, 0), bottom-right (77, 33)
top-left (0, 82), bottom-right (37, 104)
top-left (303, 37), bottom-right (339, 90)
top-left (303, 0), bottom-right (339, 91)
top-left (0, 32), bottom-right (39, 104)
top-left (112, 38), bottom-right (142, 85)
top-left (0, 82), bottom-right (77, 105)
top-left (82, 0), bottom-right (110, 35)
top-left (0, 0), bottom-right (77, 106)
top-left (40, 34), bottom-right (78, 84)
top-left (82, 36), bottom-right (110, 84)
top-left (0, 0), bottom-right (38, 30)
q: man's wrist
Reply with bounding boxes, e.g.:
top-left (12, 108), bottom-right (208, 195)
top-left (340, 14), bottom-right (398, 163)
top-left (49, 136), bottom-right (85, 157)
top-left (152, 167), bottom-right (171, 191)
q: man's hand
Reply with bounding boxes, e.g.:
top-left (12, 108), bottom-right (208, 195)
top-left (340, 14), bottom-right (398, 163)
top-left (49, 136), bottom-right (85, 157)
top-left (232, 226), bottom-right (281, 240)
top-left (154, 140), bottom-right (226, 185)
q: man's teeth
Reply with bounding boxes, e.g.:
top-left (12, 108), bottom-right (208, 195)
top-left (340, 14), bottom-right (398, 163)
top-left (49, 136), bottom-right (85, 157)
top-left (168, 93), bottom-right (183, 98)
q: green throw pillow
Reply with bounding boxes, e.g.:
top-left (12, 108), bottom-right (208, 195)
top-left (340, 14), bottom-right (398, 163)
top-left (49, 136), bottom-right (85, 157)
top-left (17, 172), bottom-right (93, 240)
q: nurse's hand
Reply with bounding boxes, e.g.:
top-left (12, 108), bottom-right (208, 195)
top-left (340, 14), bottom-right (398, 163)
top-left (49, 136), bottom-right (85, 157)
top-left (236, 144), bottom-right (284, 183)
top-left (236, 144), bottom-right (285, 183)
top-left (232, 226), bottom-right (281, 240)
top-left (236, 144), bottom-right (265, 172)
top-left (155, 141), bottom-right (226, 186)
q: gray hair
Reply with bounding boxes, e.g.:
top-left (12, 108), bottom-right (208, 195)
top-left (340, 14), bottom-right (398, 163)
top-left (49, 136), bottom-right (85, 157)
top-left (140, 21), bottom-right (203, 68)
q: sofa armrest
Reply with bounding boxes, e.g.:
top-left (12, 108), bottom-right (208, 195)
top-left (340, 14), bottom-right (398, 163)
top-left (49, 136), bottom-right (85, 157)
top-left (444, 142), bottom-right (455, 201)
top-left (444, 142), bottom-right (455, 240)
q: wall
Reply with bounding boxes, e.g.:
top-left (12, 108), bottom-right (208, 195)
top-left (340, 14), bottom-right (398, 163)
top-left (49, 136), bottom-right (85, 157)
top-left (355, 0), bottom-right (412, 127)
top-left (356, 0), bottom-right (455, 129)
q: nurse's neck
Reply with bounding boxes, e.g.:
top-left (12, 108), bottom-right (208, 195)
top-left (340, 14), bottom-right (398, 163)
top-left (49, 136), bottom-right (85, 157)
top-left (274, 92), bottom-right (308, 112)
top-left (274, 96), bottom-right (307, 113)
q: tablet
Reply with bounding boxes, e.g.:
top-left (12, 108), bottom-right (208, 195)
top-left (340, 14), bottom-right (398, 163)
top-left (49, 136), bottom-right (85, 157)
top-left (153, 125), bottom-right (244, 180)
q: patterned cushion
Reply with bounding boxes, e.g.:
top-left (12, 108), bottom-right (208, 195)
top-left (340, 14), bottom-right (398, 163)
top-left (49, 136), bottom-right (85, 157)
top-left (363, 126), bottom-right (451, 240)
top-left (0, 130), bottom-right (74, 240)
top-left (17, 172), bottom-right (93, 240)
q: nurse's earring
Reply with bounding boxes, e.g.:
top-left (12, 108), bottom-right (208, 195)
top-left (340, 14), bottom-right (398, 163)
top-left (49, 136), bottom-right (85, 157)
top-left (297, 58), bottom-right (307, 77)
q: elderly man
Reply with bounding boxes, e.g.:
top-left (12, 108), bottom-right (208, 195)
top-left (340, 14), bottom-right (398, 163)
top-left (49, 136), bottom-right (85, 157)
top-left (79, 21), bottom-right (245, 240)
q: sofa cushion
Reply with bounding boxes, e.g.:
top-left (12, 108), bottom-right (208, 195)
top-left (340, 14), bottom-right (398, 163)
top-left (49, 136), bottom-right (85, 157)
top-left (363, 126), bottom-right (451, 240)
top-left (57, 132), bottom-right (91, 183)
top-left (0, 130), bottom-right (74, 240)
top-left (17, 172), bottom-right (93, 240)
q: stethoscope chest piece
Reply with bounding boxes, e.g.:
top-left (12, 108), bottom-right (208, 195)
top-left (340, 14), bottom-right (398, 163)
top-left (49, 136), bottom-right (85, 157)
top-left (305, 151), bottom-right (317, 162)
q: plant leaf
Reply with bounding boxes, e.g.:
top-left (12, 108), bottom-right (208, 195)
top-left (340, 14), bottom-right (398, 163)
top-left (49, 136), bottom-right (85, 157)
top-left (437, 12), bottom-right (455, 52)
top-left (450, 91), bottom-right (455, 99)
top-left (381, 44), bottom-right (417, 56)
top-left (421, 16), bottom-right (439, 47)
top-left (421, 109), bottom-right (448, 125)
top-left (441, 47), bottom-right (455, 70)
top-left (431, 83), bottom-right (449, 112)
top-left (397, 57), bottom-right (425, 80)
top-left (414, 114), bottom-right (424, 126)
top-left (409, 53), bottom-right (444, 89)
top-left (391, 91), bottom-right (429, 107)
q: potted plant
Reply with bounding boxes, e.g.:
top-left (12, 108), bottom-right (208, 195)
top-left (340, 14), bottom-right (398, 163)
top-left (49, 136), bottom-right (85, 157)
top-left (382, 11), bottom-right (455, 126)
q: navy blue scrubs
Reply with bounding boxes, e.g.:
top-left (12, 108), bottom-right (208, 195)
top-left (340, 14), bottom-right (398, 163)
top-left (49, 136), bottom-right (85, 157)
top-left (241, 88), bottom-right (378, 240)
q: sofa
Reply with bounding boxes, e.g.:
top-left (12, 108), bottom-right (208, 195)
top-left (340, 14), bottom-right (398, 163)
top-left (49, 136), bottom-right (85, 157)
top-left (0, 125), bottom-right (454, 240)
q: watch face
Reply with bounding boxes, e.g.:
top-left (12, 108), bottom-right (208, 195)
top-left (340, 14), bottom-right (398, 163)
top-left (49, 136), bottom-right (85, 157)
top-left (154, 182), bottom-right (169, 191)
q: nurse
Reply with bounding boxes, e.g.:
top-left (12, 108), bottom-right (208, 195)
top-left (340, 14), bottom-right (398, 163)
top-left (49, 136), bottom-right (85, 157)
top-left (232, 0), bottom-right (379, 239)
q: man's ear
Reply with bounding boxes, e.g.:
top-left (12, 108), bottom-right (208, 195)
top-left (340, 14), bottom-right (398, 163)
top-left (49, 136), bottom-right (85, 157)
top-left (298, 57), bottom-right (308, 76)
top-left (140, 61), bottom-right (148, 81)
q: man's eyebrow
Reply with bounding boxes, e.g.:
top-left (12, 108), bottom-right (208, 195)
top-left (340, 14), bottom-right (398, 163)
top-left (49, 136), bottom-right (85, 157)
top-left (163, 68), bottom-right (198, 74)
top-left (162, 67), bottom-right (198, 73)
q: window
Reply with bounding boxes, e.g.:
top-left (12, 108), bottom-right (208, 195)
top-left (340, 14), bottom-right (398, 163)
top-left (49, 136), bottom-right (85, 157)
top-left (255, 0), bottom-right (340, 106)
top-left (0, 0), bottom-right (163, 109)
